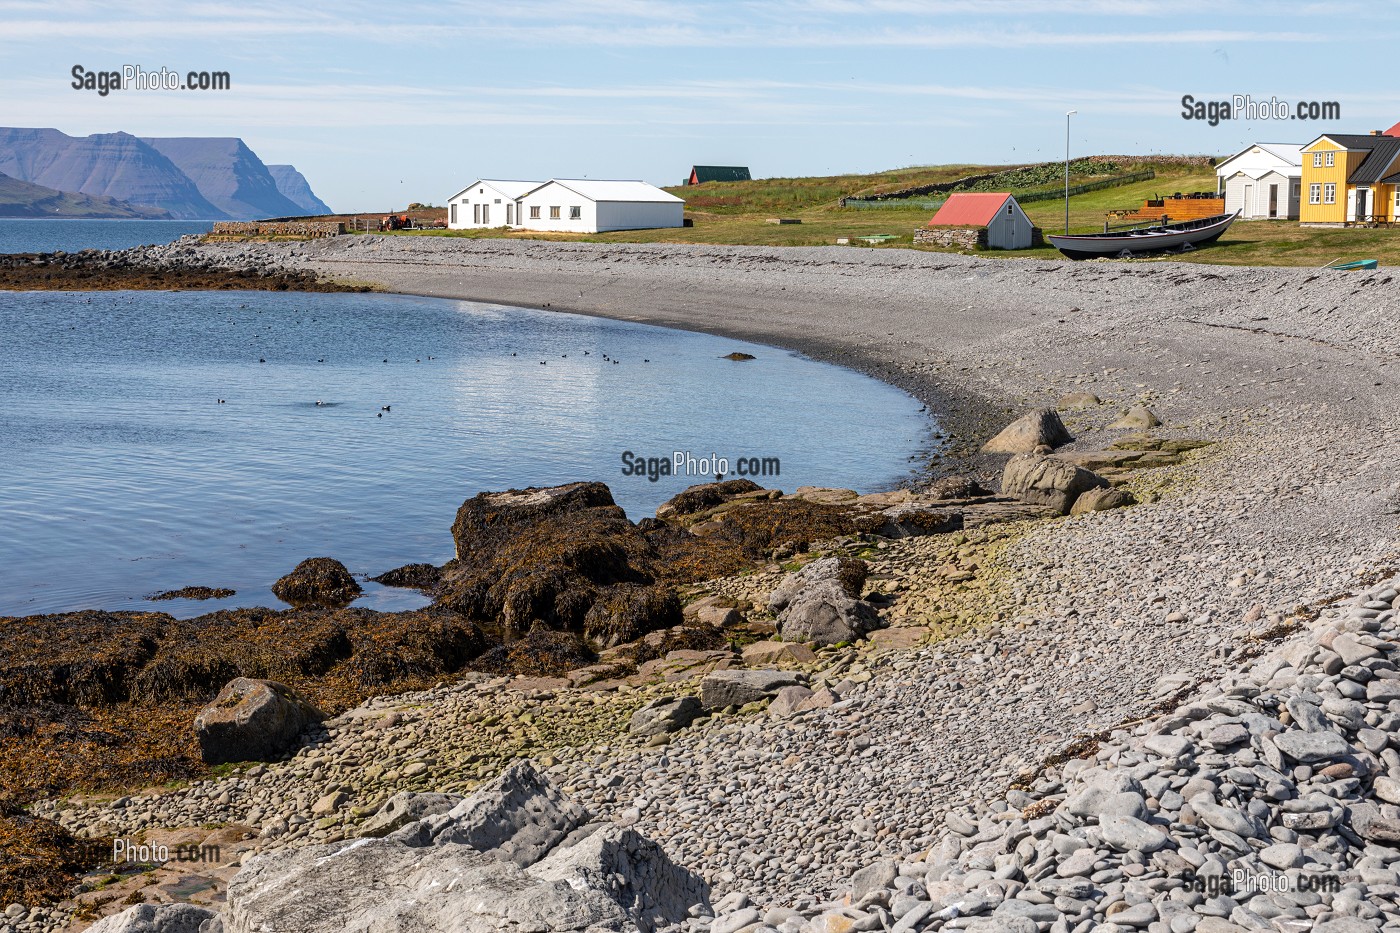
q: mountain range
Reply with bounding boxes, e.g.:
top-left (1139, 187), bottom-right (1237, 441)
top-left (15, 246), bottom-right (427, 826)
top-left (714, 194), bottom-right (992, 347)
top-left (0, 128), bottom-right (332, 220)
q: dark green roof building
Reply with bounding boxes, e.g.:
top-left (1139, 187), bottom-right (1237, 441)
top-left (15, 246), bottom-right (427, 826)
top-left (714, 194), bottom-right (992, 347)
top-left (686, 165), bottom-right (751, 185)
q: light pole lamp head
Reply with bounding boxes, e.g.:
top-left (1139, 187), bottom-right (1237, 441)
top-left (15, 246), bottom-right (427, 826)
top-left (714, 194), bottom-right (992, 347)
top-left (1066, 110), bottom-right (1077, 116)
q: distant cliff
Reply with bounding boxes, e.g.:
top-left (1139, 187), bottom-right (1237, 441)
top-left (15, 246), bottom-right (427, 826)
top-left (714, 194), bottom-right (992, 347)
top-left (0, 128), bottom-right (221, 219)
top-left (142, 137), bottom-right (305, 220)
top-left (0, 171), bottom-right (171, 218)
top-left (0, 128), bottom-right (332, 220)
top-left (267, 165), bottom-right (332, 215)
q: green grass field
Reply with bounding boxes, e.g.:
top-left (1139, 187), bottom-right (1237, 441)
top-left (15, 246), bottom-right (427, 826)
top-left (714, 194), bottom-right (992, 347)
top-left (386, 157), bottom-right (1400, 268)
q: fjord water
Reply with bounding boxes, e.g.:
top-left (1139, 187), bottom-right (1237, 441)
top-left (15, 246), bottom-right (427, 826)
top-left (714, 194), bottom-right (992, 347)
top-left (0, 290), bottom-right (935, 618)
top-left (0, 219), bottom-right (214, 254)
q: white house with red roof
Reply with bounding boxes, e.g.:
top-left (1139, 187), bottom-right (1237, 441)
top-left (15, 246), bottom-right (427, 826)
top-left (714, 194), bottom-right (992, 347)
top-left (927, 192), bottom-right (1035, 249)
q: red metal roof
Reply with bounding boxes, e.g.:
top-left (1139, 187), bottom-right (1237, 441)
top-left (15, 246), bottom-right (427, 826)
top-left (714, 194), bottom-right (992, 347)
top-left (927, 192), bottom-right (1013, 227)
top-left (1385, 121), bottom-right (1400, 138)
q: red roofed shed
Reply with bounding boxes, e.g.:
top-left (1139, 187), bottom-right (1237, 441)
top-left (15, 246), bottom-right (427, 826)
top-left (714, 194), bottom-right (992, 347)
top-left (927, 192), bottom-right (1035, 249)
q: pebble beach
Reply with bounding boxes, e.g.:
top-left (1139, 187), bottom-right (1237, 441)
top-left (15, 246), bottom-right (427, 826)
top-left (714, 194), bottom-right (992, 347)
top-left (7, 236), bottom-right (1400, 933)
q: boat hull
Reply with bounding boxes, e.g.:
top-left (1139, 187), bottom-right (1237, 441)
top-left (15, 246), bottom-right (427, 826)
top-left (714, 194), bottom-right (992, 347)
top-left (1047, 212), bottom-right (1239, 260)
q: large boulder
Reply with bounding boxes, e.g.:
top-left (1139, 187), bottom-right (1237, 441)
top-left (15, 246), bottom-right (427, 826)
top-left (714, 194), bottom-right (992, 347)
top-left (223, 761), bottom-right (707, 933)
top-left (700, 669), bottom-right (801, 708)
top-left (1069, 486), bottom-right (1137, 515)
top-left (1109, 404), bottom-right (1162, 429)
top-left (1000, 454), bottom-right (1110, 515)
top-left (769, 557), bottom-right (867, 611)
top-left (270, 557), bottom-right (361, 608)
top-left (359, 791), bottom-right (464, 838)
top-left (629, 696), bottom-right (703, 736)
top-left (450, 482), bottom-right (618, 557)
top-left (769, 557), bottom-right (881, 646)
top-left (193, 677), bottom-right (325, 765)
top-left (85, 903), bottom-right (222, 932)
top-left (980, 408), bottom-right (1073, 454)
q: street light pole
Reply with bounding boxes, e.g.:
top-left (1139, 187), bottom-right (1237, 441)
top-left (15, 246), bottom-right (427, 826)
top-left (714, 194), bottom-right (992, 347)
top-left (1065, 110), bottom-right (1077, 234)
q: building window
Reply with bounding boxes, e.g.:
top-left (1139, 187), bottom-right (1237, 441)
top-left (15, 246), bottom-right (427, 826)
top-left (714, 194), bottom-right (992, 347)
top-left (550, 206), bottom-right (561, 219)
top-left (1324, 183), bottom-right (1336, 204)
top-left (570, 206), bottom-right (582, 220)
top-left (530, 206), bottom-right (541, 220)
top-left (1325, 151), bottom-right (1335, 167)
top-left (450, 203), bottom-right (457, 225)
top-left (1292, 183), bottom-right (1301, 199)
top-left (1309, 184), bottom-right (1321, 204)
top-left (1313, 153), bottom-right (1323, 167)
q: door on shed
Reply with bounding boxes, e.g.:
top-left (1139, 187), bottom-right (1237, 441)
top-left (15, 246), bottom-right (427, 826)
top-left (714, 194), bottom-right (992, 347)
top-left (1243, 184), bottom-right (1253, 217)
top-left (1268, 184), bottom-right (1278, 218)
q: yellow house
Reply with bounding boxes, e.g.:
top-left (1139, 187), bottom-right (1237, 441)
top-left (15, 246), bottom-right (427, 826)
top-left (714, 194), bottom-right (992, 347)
top-left (1299, 131), bottom-right (1400, 224)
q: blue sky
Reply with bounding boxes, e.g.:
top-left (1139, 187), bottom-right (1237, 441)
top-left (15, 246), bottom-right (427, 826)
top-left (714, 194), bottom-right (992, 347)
top-left (1, 0), bottom-right (1394, 212)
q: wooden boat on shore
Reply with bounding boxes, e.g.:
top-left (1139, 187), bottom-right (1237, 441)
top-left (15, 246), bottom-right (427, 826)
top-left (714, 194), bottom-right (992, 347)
top-left (1047, 211), bottom-right (1240, 260)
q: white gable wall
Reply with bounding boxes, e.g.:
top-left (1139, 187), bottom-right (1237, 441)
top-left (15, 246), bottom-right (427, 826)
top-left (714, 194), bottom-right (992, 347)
top-left (1223, 170), bottom-right (1301, 219)
top-left (448, 181), bottom-right (539, 230)
top-left (985, 198), bottom-right (1034, 249)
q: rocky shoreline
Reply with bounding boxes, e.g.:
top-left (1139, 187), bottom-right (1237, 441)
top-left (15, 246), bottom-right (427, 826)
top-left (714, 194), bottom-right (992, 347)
top-left (2, 237), bottom-right (1399, 932)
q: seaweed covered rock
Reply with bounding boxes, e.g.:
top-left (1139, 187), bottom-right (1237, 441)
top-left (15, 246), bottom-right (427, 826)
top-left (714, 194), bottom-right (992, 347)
top-left (583, 583), bottom-right (683, 648)
top-left (369, 563), bottom-right (441, 590)
top-left (271, 557), bottom-right (362, 609)
top-left (472, 624), bottom-right (598, 677)
top-left (450, 482), bottom-right (619, 557)
top-left (655, 479), bottom-right (764, 520)
top-left (193, 677), bottom-right (325, 765)
top-left (438, 484), bottom-right (654, 637)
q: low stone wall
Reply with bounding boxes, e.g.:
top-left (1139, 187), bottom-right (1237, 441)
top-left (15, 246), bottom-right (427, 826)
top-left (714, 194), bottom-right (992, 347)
top-left (914, 227), bottom-right (1045, 250)
top-left (914, 226), bottom-right (985, 249)
top-left (209, 221), bottom-right (344, 238)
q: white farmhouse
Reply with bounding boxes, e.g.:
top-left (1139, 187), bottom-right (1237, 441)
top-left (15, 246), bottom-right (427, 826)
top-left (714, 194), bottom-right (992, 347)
top-left (447, 179), bottom-right (541, 229)
top-left (1215, 144), bottom-right (1302, 220)
top-left (516, 180), bottom-right (684, 233)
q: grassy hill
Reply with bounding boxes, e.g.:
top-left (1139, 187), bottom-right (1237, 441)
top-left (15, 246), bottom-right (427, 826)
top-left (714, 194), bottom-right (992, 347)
top-left (388, 156), bottom-right (1400, 266)
top-left (0, 172), bottom-right (169, 219)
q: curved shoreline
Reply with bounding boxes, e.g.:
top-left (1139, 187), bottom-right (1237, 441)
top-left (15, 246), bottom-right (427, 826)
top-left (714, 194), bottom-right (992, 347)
top-left (10, 236), bottom-right (1400, 927)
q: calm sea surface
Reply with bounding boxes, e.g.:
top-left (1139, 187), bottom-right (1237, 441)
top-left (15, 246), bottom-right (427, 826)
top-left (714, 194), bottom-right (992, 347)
top-left (0, 218), bottom-right (214, 254)
top-left (0, 290), bottom-right (936, 618)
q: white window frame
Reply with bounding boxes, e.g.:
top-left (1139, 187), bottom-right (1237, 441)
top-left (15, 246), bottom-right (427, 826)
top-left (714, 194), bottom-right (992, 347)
top-left (1324, 183), bottom-right (1336, 204)
top-left (569, 206), bottom-right (582, 220)
top-left (529, 205), bottom-right (541, 220)
top-left (1309, 183), bottom-right (1321, 204)
top-left (1313, 152), bottom-right (1323, 167)
top-left (550, 206), bottom-right (561, 219)
top-left (1325, 151), bottom-right (1335, 167)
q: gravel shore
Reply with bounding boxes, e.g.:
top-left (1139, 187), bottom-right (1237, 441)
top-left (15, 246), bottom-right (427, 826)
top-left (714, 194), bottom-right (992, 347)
top-left (20, 237), bottom-right (1400, 931)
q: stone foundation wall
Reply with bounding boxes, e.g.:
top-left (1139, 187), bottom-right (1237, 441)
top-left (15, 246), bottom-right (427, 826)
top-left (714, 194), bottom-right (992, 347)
top-left (914, 227), bottom-right (985, 249)
top-left (913, 226), bottom-right (1045, 250)
top-left (210, 221), bottom-right (344, 238)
